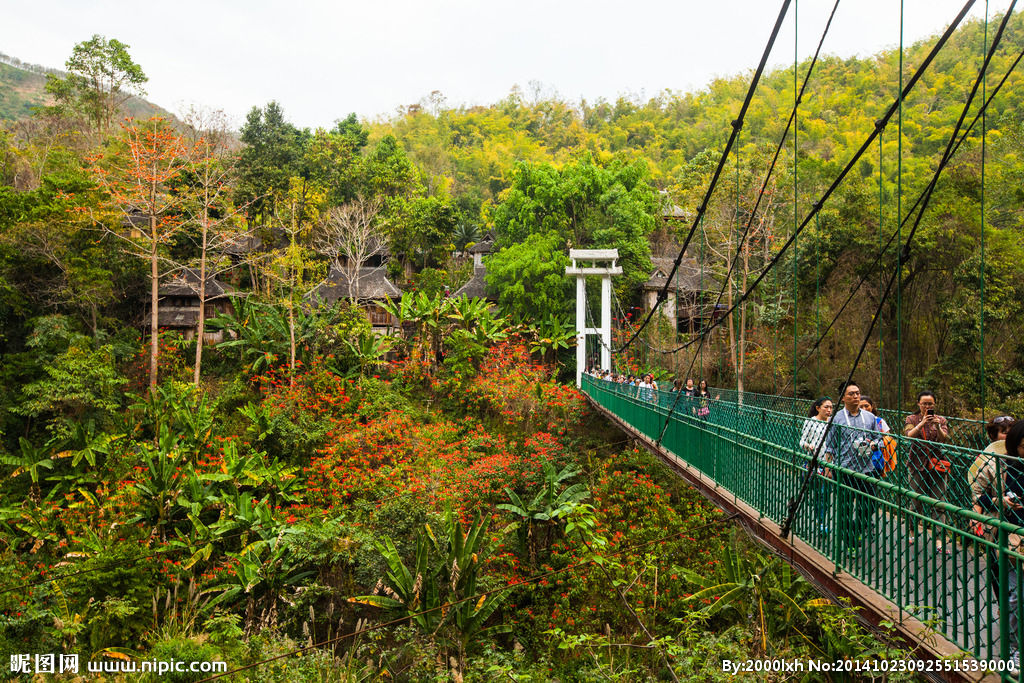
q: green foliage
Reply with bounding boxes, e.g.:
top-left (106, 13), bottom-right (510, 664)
top-left (526, 313), bottom-right (576, 366)
top-left (500, 461), bottom-right (589, 563)
top-left (385, 194), bottom-right (459, 269)
top-left (209, 297), bottom-right (341, 376)
top-left (490, 154), bottom-right (656, 307)
top-left (354, 510), bottom-right (506, 670)
top-left (57, 542), bottom-right (158, 651)
top-left (18, 318), bottom-right (126, 437)
top-left (411, 262), bottom-right (472, 297)
top-left (144, 635), bottom-right (224, 683)
top-left (485, 231), bottom-right (572, 321)
top-left (234, 101), bottom-right (310, 226)
top-left (383, 291), bottom-right (506, 375)
top-left (343, 331), bottom-right (392, 380)
top-left (43, 34), bottom-right (147, 131)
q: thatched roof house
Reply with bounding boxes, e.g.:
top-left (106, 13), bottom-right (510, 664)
top-left (453, 267), bottom-right (494, 301)
top-left (157, 268), bottom-right (237, 342)
top-left (307, 266), bottom-right (401, 330)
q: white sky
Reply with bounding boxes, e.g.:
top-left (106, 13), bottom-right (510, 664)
top-left (1, 0), bottom-right (1003, 130)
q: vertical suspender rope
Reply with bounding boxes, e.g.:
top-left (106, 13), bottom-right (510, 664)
top-left (792, 0), bottom-right (800, 408)
top-left (895, 0), bottom-right (906, 625)
top-left (896, 0), bottom-right (905, 417)
top-left (979, 0), bottom-right (988, 421)
top-left (735, 129), bottom-right (742, 399)
top-left (700, 216), bottom-right (705, 381)
top-left (814, 212), bottom-right (821, 393)
top-left (878, 133), bottom-right (885, 403)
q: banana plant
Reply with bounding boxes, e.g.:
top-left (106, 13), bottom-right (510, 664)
top-left (209, 296), bottom-right (321, 376)
top-left (128, 383), bottom-right (213, 460)
top-left (1, 437), bottom-right (56, 501)
top-left (446, 295), bottom-right (490, 329)
top-left (211, 525), bottom-right (312, 633)
top-left (126, 429), bottom-right (194, 540)
top-left (50, 582), bottom-right (88, 650)
top-left (343, 331), bottom-right (393, 381)
top-left (351, 533), bottom-right (444, 633)
top-left (678, 534), bottom-right (821, 654)
top-left (528, 314), bottom-right (576, 366)
top-left (498, 461), bottom-right (590, 564)
top-left (428, 510), bottom-right (510, 668)
top-left (352, 510), bottom-right (507, 667)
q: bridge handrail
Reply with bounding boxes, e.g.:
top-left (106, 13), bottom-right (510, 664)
top-left (587, 376), bottom-right (1023, 536)
top-left (699, 384), bottom-right (988, 450)
top-left (582, 373), bottom-right (1024, 664)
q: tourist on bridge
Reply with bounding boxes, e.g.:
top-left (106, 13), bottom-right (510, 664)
top-left (800, 397), bottom-right (834, 459)
top-left (825, 381), bottom-right (884, 556)
top-left (997, 421), bottom-right (1024, 661)
top-left (903, 391), bottom-right (952, 524)
top-left (970, 416), bottom-right (1019, 606)
top-left (800, 397), bottom-right (834, 533)
top-left (684, 378), bottom-right (696, 397)
top-left (695, 379), bottom-right (714, 419)
top-left (970, 415), bottom-right (1016, 516)
top-left (637, 374), bottom-right (654, 402)
top-left (859, 396), bottom-right (890, 433)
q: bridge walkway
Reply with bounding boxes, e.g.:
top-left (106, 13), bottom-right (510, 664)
top-left (582, 376), bottom-right (1021, 681)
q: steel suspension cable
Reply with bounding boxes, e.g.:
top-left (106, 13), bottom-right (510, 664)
top-left (896, 0), bottom-right (905, 418)
top-left (615, 0), bottom-right (794, 354)
top-left (780, 0), bottom-right (1014, 540)
top-left (778, 38), bottom-right (1024, 397)
top-left (650, 0), bottom-right (843, 368)
top-left (980, 0), bottom-right (989, 422)
top-left (792, 0), bottom-right (800, 406)
top-left (643, 0), bottom-right (978, 361)
top-left (878, 131), bottom-right (885, 404)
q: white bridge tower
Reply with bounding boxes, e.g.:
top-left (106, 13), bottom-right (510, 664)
top-left (565, 249), bottom-right (622, 387)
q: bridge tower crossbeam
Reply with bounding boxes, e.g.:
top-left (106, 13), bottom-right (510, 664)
top-left (565, 249), bottom-right (622, 387)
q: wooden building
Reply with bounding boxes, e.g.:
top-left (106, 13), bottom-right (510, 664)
top-left (453, 231), bottom-right (497, 303)
top-left (157, 268), bottom-right (237, 343)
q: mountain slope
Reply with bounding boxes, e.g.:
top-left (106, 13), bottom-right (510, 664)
top-left (0, 54), bottom-right (175, 122)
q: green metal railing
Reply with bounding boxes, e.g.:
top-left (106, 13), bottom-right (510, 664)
top-left (584, 376), bottom-right (1023, 676)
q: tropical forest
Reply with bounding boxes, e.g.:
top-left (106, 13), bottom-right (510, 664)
top-left (0, 9), bottom-right (1022, 682)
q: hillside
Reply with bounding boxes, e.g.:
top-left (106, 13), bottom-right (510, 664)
top-left (0, 52), bottom-right (175, 122)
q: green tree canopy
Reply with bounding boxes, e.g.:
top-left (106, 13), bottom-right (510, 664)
top-left (44, 35), bottom-right (147, 133)
top-left (490, 154), bottom-right (657, 302)
top-left (485, 231), bottom-right (571, 321)
top-left (234, 101), bottom-right (311, 226)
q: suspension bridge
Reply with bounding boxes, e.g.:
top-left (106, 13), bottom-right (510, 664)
top-left (581, 377), bottom-right (1016, 679)
top-left (565, 0), bottom-right (1024, 679)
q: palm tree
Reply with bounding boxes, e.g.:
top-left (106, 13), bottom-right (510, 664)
top-left (453, 222), bottom-right (482, 253)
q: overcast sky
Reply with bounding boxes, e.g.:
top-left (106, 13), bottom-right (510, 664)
top-left (1, 1), bottom-right (1003, 130)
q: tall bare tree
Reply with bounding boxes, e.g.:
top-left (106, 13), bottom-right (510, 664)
top-left (316, 196), bottom-right (383, 302)
top-left (180, 107), bottom-right (244, 386)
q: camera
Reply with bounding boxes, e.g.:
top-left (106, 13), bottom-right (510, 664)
top-left (926, 409), bottom-right (935, 416)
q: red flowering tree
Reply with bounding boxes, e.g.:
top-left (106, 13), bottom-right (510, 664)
top-left (86, 117), bottom-right (199, 392)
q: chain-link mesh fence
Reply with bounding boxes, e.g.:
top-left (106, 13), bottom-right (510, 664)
top-left (584, 375), bottom-right (1023, 673)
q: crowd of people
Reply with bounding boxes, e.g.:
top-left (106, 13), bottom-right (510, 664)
top-left (585, 369), bottom-right (718, 417)
top-left (588, 368), bottom-right (1022, 658)
top-left (797, 380), bottom-right (1022, 662)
